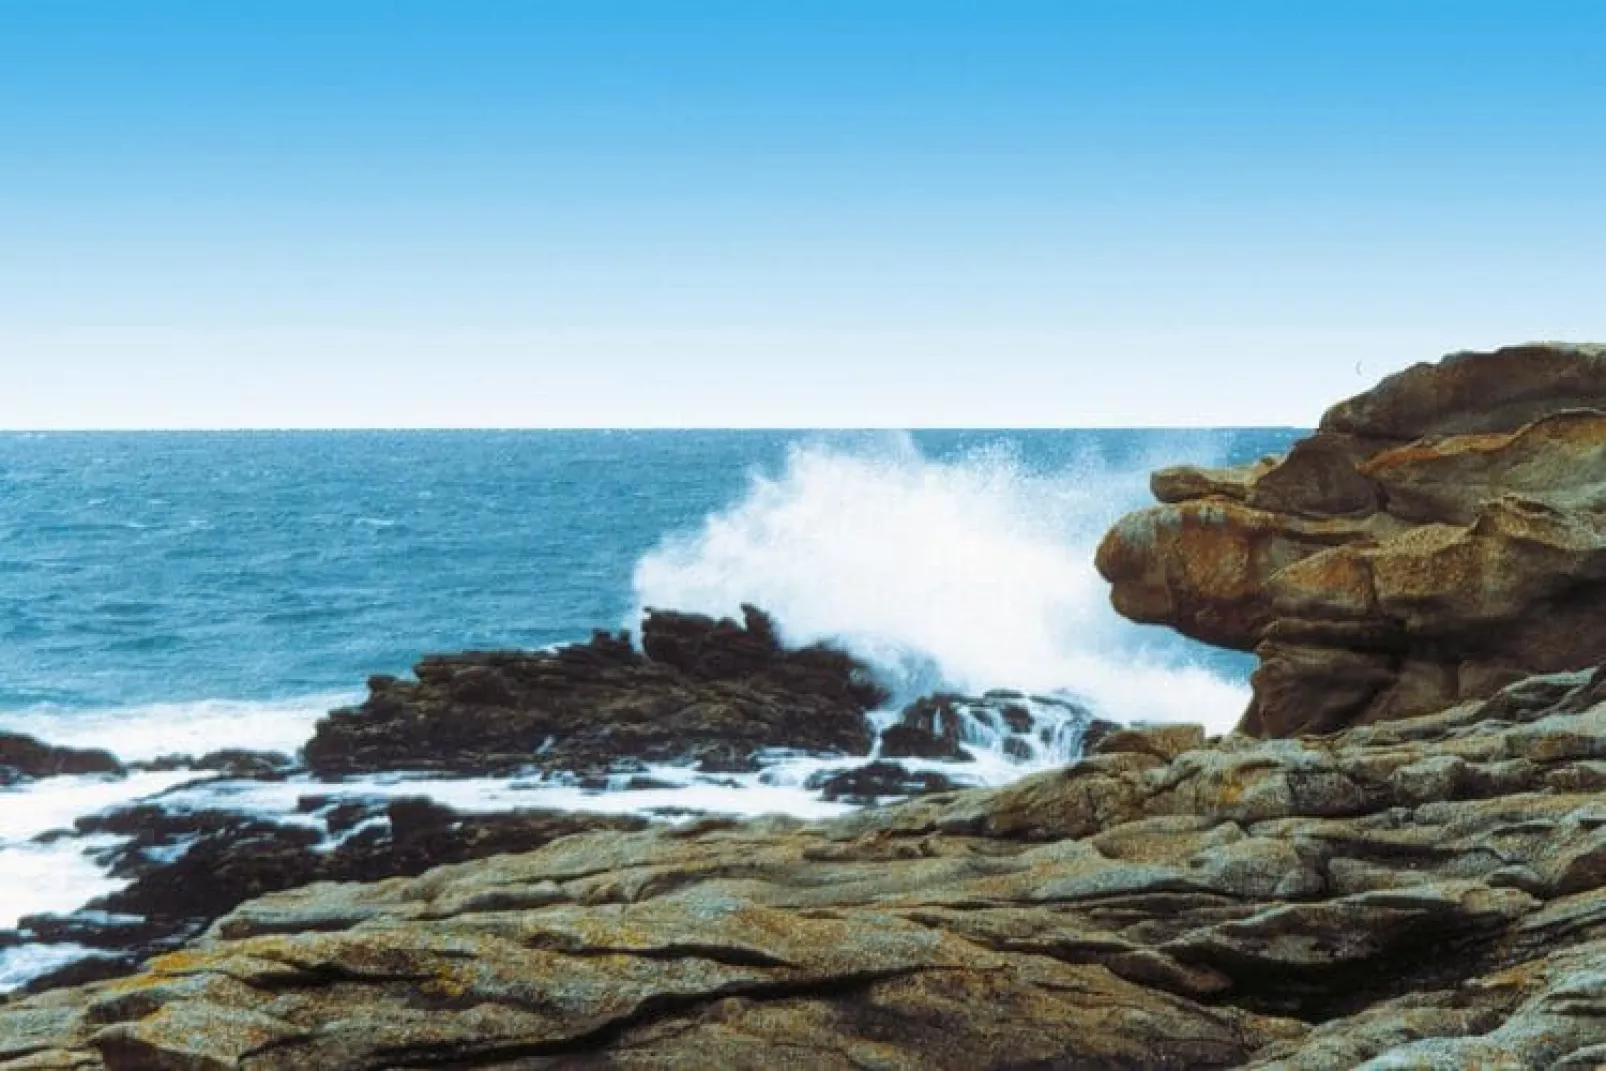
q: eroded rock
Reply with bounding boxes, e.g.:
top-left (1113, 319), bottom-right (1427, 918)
top-left (1097, 342), bottom-right (1606, 735)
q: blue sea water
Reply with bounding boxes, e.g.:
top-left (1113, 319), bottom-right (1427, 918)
top-left (0, 427), bottom-right (1300, 988)
top-left (0, 429), bottom-right (1293, 719)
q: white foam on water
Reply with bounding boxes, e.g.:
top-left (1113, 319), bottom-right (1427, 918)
top-left (0, 836), bottom-right (131, 932)
top-left (0, 693), bottom-right (356, 762)
top-left (148, 766), bottom-right (860, 826)
top-left (0, 770), bottom-right (204, 929)
top-left (0, 943), bottom-right (112, 995)
top-left (633, 434), bottom-right (1251, 749)
top-left (0, 770), bottom-right (205, 844)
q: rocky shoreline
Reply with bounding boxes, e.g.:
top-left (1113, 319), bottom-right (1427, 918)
top-left (6, 343), bottom-right (1606, 1067)
top-left (11, 668), bottom-right (1606, 1067)
top-left (0, 607), bottom-right (1086, 1001)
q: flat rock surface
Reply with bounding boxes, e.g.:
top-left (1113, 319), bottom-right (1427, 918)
top-left (14, 669), bottom-right (1606, 1067)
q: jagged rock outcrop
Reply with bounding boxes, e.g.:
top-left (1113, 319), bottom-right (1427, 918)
top-left (16, 669), bottom-right (1606, 1067)
top-left (304, 605), bottom-right (886, 777)
top-left (1096, 342), bottom-right (1606, 736)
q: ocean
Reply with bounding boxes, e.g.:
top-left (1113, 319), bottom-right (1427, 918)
top-left (0, 427), bottom-right (1297, 989)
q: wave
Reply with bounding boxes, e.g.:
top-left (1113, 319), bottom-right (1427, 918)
top-left (632, 433), bottom-right (1250, 736)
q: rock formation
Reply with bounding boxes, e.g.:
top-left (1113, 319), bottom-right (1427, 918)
top-left (4, 801), bottom-right (646, 995)
top-left (18, 347), bottom-right (1606, 1066)
top-left (14, 669), bottom-right (1606, 1066)
top-left (1097, 342), bottom-right (1606, 736)
top-left (3, 609), bottom-right (1046, 1000)
top-left (304, 605), bottom-right (886, 777)
top-left (0, 733), bottom-right (122, 784)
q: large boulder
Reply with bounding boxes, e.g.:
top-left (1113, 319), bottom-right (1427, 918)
top-left (17, 669), bottom-right (1606, 1066)
top-left (303, 605), bottom-right (886, 777)
top-left (1097, 343), bottom-right (1606, 736)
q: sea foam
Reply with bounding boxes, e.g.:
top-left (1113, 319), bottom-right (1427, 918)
top-left (633, 433), bottom-right (1250, 736)
top-left (0, 694), bottom-right (355, 764)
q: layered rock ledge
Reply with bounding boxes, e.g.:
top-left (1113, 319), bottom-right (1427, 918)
top-left (12, 668), bottom-right (1606, 1067)
top-left (1097, 342), bottom-right (1606, 736)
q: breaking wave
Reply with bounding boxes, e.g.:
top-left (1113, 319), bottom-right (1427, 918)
top-left (633, 433), bottom-right (1251, 736)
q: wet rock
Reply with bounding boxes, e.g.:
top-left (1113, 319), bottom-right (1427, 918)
top-left (885, 691), bottom-right (1094, 766)
top-left (131, 749), bottom-right (295, 780)
top-left (807, 761), bottom-right (962, 803)
top-left (10, 799), bottom-right (647, 994)
top-left (304, 606), bottom-right (886, 777)
top-left (882, 694), bottom-right (972, 760)
top-left (1097, 342), bottom-right (1606, 735)
top-left (0, 733), bottom-right (122, 781)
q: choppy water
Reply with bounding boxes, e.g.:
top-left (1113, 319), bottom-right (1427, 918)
top-left (0, 428), bottom-right (1298, 989)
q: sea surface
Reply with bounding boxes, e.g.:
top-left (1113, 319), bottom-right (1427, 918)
top-left (0, 428), bottom-right (1298, 989)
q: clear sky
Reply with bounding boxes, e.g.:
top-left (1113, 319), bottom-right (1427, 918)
top-left (2, 1), bottom-right (1602, 429)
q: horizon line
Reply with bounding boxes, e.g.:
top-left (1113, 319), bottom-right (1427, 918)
top-left (0, 424), bottom-right (1312, 434)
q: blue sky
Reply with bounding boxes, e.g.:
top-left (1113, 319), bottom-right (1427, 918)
top-left (1, 1), bottom-right (1602, 428)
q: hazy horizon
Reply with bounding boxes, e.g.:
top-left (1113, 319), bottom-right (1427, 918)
top-left (3, 2), bottom-right (1602, 429)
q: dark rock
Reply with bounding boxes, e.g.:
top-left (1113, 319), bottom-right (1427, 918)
top-left (133, 749), bottom-right (294, 779)
top-left (879, 724), bottom-right (969, 761)
top-left (194, 749), bottom-right (294, 779)
top-left (318, 798), bottom-right (388, 835)
top-left (15, 952), bottom-right (136, 996)
top-left (883, 695), bottom-right (972, 760)
top-left (0, 732), bottom-right (122, 780)
top-left (808, 761), bottom-right (962, 804)
top-left (13, 798), bottom-right (649, 993)
top-left (303, 605), bottom-right (886, 777)
top-left (15, 911), bottom-right (168, 951)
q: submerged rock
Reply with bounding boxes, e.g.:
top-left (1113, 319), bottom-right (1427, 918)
top-left (303, 605), bottom-right (886, 777)
top-left (1097, 342), bottom-right (1606, 736)
top-left (17, 668), bottom-right (1606, 1065)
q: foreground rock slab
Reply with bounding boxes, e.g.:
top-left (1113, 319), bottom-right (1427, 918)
top-left (15, 668), bottom-right (1606, 1066)
top-left (1097, 342), bottom-right (1606, 736)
